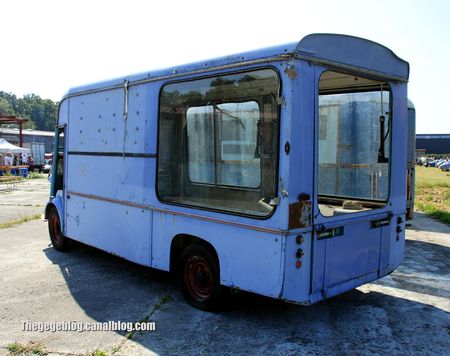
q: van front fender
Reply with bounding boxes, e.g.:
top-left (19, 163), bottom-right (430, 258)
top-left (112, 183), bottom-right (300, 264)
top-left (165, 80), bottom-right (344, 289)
top-left (44, 191), bottom-right (65, 233)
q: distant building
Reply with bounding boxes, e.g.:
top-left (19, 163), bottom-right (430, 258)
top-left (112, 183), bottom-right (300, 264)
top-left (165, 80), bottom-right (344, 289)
top-left (416, 134), bottom-right (450, 155)
top-left (415, 148), bottom-right (426, 157)
top-left (0, 128), bottom-right (54, 152)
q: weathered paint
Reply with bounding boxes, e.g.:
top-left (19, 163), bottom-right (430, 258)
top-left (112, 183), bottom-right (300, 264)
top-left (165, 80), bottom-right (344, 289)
top-left (48, 34), bottom-right (409, 304)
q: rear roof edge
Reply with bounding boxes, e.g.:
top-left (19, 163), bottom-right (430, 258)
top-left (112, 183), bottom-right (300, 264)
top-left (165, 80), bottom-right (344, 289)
top-left (296, 33), bottom-right (409, 81)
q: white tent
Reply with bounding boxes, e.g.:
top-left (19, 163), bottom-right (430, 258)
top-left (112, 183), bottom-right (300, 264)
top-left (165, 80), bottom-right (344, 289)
top-left (0, 138), bottom-right (31, 154)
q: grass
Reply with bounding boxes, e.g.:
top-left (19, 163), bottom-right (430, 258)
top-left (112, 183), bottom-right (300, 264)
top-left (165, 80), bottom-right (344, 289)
top-left (0, 213), bottom-right (42, 229)
top-left (125, 294), bottom-right (170, 340)
top-left (27, 171), bottom-right (47, 179)
top-left (154, 294), bottom-right (172, 311)
top-left (111, 346), bottom-right (121, 354)
top-left (415, 166), bottom-right (450, 224)
top-left (7, 341), bottom-right (47, 355)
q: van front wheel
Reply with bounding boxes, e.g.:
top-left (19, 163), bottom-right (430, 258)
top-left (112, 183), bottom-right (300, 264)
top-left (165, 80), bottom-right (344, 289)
top-left (180, 244), bottom-right (221, 311)
top-left (48, 206), bottom-right (69, 252)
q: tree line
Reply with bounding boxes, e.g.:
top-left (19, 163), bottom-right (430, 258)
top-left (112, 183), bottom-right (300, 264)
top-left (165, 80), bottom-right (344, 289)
top-left (0, 91), bottom-right (58, 131)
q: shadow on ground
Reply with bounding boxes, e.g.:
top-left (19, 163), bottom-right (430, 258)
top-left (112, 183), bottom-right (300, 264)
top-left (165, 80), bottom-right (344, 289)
top-left (43, 236), bottom-right (450, 355)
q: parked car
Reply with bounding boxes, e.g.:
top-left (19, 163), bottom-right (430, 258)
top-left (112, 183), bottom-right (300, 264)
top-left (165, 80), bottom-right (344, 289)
top-left (439, 161), bottom-right (450, 171)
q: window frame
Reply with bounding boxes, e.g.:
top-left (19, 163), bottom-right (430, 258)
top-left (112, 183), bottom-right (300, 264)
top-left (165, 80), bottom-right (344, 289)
top-left (316, 69), bottom-right (394, 217)
top-left (155, 66), bottom-right (282, 219)
top-left (186, 100), bottom-right (263, 190)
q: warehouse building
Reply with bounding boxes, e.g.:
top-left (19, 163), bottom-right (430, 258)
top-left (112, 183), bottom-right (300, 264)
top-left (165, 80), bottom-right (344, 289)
top-left (0, 128), bottom-right (54, 153)
top-left (416, 134), bottom-right (450, 155)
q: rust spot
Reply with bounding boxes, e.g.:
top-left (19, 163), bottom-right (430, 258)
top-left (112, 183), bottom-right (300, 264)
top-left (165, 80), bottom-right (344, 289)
top-left (298, 193), bottom-right (310, 201)
top-left (284, 65), bottom-right (298, 80)
top-left (289, 200), bottom-right (311, 229)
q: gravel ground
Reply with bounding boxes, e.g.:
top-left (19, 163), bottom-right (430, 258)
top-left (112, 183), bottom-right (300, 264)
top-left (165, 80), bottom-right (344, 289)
top-left (0, 180), bottom-right (448, 355)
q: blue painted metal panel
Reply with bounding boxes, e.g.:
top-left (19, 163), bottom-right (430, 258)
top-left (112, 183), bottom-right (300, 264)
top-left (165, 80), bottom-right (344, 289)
top-left (311, 238), bottom-right (326, 294)
top-left (296, 34), bottom-right (409, 81)
top-left (64, 86), bottom-right (154, 265)
top-left (66, 155), bottom-right (154, 204)
top-left (66, 194), bottom-right (152, 266)
top-left (280, 59), bottom-right (315, 302)
top-left (323, 220), bottom-right (381, 288)
top-left (389, 84), bottom-right (408, 215)
top-left (66, 85), bottom-right (157, 206)
top-left (49, 34), bottom-right (410, 305)
top-left (281, 232), bottom-right (312, 303)
top-left (311, 271), bottom-right (379, 302)
top-left (58, 99), bottom-right (69, 126)
top-left (379, 224), bottom-right (391, 272)
top-left (284, 60), bottom-right (315, 210)
top-left (387, 214), bottom-right (405, 271)
top-left (68, 89), bottom-right (125, 153)
top-left (124, 85), bottom-right (157, 154)
top-left (151, 211), bottom-right (284, 298)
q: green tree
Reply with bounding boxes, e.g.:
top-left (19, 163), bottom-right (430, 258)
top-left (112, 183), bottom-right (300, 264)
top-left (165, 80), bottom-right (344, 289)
top-left (0, 92), bottom-right (58, 131)
top-left (0, 97), bottom-right (13, 115)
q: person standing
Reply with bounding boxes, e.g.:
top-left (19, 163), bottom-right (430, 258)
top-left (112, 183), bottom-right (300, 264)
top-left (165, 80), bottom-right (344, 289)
top-left (4, 152), bottom-right (13, 166)
top-left (21, 151), bottom-right (28, 165)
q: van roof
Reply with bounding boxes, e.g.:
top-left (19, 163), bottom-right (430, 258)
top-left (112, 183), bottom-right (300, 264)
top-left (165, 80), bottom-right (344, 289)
top-left (66, 33), bottom-right (409, 98)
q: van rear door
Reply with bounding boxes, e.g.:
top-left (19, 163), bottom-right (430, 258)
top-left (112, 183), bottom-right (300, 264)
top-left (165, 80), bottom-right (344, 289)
top-left (310, 67), bottom-right (393, 300)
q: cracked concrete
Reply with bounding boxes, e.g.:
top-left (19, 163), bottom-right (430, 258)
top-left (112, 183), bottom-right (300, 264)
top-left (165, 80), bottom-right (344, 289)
top-left (0, 180), bottom-right (449, 355)
top-left (0, 178), bottom-right (49, 224)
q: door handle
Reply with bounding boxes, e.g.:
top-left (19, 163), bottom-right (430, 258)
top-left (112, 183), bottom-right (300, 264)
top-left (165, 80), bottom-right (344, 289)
top-left (370, 215), bottom-right (391, 228)
top-left (316, 225), bottom-right (344, 240)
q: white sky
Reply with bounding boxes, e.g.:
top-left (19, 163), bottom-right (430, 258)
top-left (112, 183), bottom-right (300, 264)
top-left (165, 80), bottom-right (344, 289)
top-left (2, 0), bottom-right (449, 133)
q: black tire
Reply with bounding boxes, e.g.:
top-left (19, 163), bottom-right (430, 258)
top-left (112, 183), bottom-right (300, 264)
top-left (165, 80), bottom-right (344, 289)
top-left (180, 244), bottom-right (222, 311)
top-left (48, 206), bottom-right (69, 252)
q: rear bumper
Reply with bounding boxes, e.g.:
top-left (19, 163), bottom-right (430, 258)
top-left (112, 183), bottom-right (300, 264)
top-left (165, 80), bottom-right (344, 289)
top-left (283, 266), bottom-right (398, 305)
top-left (309, 271), bottom-right (379, 303)
top-left (280, 227), bottom-right (403, 305)
top-left (296, 260), bottom-right (401, 305)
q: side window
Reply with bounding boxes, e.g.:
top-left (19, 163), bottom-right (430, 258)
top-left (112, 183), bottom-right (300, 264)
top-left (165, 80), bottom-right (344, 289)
top-left (186, 102), bottom-right (260, 188)
top-left (186, 106), bottom-right (215, 184)
top-left (217, 102), bottom-right (260, 188)
top-left (158, 69), bottom-right (280, 217)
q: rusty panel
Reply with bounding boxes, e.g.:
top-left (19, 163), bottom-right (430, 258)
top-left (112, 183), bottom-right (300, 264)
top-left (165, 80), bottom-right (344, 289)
top-left (289, 200), bottom-right (311, 229)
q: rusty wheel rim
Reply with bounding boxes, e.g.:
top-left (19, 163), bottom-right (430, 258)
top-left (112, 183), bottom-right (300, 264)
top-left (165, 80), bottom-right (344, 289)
top-left (184, 256), bottom-right (213, 301)
top-left (51, 214), bottom-right (61, 243)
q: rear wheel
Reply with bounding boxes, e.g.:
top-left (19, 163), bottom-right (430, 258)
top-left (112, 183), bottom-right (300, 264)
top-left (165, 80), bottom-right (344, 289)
top-left (48, 206), bottom-right (69, 251)
top-left (180, 244), bottom-right (222, 311)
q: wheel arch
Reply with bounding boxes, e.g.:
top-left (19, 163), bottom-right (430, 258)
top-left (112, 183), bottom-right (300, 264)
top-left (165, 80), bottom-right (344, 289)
top-left (44, 195), bottom-right (65, 233)
top-left (169, 234), bottom-right (220, 275)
